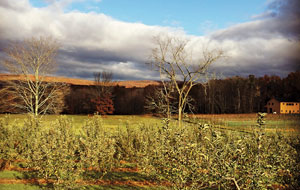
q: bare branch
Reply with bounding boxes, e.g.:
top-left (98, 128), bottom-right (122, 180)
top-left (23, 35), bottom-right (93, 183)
top-left (0, 36), bottom-right (66, 116)
top-left (149, 35), bottom-right (224, 123)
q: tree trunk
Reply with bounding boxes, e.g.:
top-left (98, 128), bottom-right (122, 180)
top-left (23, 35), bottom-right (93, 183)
top-left (167, 99), bottom-right (171, 119)
top-left (178, 106), bottom-right (182, 126)
top-left (178, 93), bottom-right (183, 126)
top-left (35, 71), bottom-right (39, 116)
top-left (237, 88), bottom-right (240, 113)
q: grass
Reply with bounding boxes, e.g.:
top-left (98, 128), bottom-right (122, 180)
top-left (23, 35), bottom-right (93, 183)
top-left (0, 171), bottom-right (25, 179)
top-left (0, 114), bottom-right (163, 130)
top-left (0, 169), bottom-right (168, 190)
top-left (0, 184), bottom-right (41, 190)
top-left (0, 184), bottom-right (168, 190)
top-left (190, 113), bottom-right (300, 135)
top-left (2, 113), bottom-right (299, 132)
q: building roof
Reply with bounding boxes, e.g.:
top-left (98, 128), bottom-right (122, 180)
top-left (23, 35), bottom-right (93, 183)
top-left (269, 97), bottom-right (299, 103)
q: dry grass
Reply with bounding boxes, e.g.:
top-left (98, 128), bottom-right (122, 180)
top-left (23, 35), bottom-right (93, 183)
top-left (0, 74), bottom-right (160, 88)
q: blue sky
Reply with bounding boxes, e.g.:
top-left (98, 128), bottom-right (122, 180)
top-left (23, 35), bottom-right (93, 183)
top-left (30, 0), bottom-right (267, 35)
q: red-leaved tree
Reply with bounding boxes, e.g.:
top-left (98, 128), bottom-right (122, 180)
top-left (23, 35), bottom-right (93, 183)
top-left (91, 71), bottom-right (115, 115)
top-left (91, 93), bottom-right (114, 115)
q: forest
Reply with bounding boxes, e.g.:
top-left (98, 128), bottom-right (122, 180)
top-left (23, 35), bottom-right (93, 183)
top-left (1, 71), bottom-right (299, 115)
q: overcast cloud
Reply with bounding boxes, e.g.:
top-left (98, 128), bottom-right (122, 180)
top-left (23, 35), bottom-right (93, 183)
top-left (0, 0), bottom-right (299, 80)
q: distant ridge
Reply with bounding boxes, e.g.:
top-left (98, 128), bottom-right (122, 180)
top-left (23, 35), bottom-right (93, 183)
top-left (0, 74), bottom-right (160, 88)
top-left (0, 74), bottom-right (95, 86)
top-left (116, 80), bottom-right (161, 88)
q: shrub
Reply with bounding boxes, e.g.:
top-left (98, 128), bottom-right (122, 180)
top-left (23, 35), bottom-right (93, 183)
top-left (0, 114), bottom-right (299, 189)
top-left (23, 116), bottom-right (82, 189)
top-left (0, 115), bottom-right (35, 170)
top-left (141, 118), bottom-right (299, 190)
top-left (79, 116), bottom-right (117, 179)
top-left (0, 115), bottom-right (14, 170)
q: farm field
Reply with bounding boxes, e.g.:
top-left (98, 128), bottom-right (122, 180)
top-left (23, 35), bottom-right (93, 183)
top-left (0, 114), bottom-right (164, 134)
top-left (190, 113), bottom-right (300, 135)
top-left (1, 113), bottom-right (299, 133)
top-left (0, 114), bottom-right (170, 190)
top-left (0, 113), bottom-right (299, 189)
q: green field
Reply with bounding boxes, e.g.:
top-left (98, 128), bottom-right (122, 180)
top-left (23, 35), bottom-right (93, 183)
top-left (0, 113), bottom-right (299, 189)
top-left (2, 113), bottom-right (299, 133)
top-left (1, 114), bottom-right (165, 131)
top-left (190, 113), bottom-right (300, 135)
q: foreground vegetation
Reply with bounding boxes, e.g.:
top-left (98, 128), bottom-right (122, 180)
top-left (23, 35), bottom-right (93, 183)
top-left (0, 114), bottom-right (299, 189)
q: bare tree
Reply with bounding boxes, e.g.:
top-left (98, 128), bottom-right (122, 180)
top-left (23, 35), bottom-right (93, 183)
top-left (0, 36), bottom-right (67, 116)
top-left (91, 71), bottom-right (115, 115)
top-left (150, 35), bottom-right (223, 124)
top-left (93, 71), bottom-right (114, 95)
top-left (144, 83), bottom-right (177, 117)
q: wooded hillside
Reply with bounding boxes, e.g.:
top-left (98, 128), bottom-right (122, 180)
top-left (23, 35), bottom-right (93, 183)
top-left (0, 71), bottom-right (299, 115)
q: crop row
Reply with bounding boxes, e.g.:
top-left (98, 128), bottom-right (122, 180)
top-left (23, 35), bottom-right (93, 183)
top-left (0, 115), bottom-right (299, 189)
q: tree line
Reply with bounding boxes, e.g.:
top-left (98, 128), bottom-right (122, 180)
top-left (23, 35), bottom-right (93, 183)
top-left (188, 71), bottom-right (300, 114)
top-left (1, 71), bottom-right (299, 115)
top-left (145, 71), bottom-right (300, 115)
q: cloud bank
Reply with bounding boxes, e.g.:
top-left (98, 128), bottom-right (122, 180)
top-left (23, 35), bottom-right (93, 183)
top-left (0, 0), bottom-right (299, 80)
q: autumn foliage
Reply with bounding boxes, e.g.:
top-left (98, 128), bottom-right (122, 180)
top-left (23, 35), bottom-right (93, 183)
top-left (91, 93), bottom-right (114, 115)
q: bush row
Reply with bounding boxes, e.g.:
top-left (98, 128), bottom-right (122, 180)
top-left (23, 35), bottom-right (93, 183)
top-left (0, 115), bottom-right (299, 189)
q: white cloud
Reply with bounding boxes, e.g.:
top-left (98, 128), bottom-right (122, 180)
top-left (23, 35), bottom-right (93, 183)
top-left (0, 0), bottom-right (31, 11)
top-left (0, 0), bottom-right (299, 80)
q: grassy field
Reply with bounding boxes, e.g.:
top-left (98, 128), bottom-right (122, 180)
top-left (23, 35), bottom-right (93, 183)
top-left (190, 113), bottom-right (300, 135)
top-left (0, 114), bottom-right (163, 131)
top-left (0, 113), bottom-right (299, 189)
top-left (2, 113), bottom-right (299, 132)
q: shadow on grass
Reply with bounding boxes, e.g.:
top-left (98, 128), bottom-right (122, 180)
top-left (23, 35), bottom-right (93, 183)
top-left (0, 184), bottom-right (168, 190)
top-left (76, 185), bottom-right (168, 190)
top-left (83, 170), bottom-right (157, 182)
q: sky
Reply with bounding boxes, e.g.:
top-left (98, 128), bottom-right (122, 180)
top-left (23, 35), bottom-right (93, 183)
top-left (0, 0), bottom-right (299, 81)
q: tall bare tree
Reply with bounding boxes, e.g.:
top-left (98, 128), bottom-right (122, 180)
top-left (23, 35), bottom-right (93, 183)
top-left (150, 35), bottom-right (223, 124)
top-left (1, 36), bottom-right (67, 116)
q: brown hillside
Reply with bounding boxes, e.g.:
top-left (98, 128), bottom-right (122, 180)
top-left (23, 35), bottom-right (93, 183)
top-left (0, 74), bottom-right (160, 88)
top-left (116, 80), bottom-right (161, 88)
top-left (0, 74), bottom-right (95, 86)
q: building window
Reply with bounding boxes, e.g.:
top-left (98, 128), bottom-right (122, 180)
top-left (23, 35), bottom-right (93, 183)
top-left (272, 103), bottom-right (274, 105)
top-left (286, 110), bottom-right (287, 112)
top-left (283, 103), bottom-right (285, 105)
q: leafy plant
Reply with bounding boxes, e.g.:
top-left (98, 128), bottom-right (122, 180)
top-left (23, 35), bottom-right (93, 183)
top-left (79, 116), bottom-right (117, 179)
top-left (23, 116), bottom-right (82, 189)
top-left (0, 114), bottom-right (299, 189)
